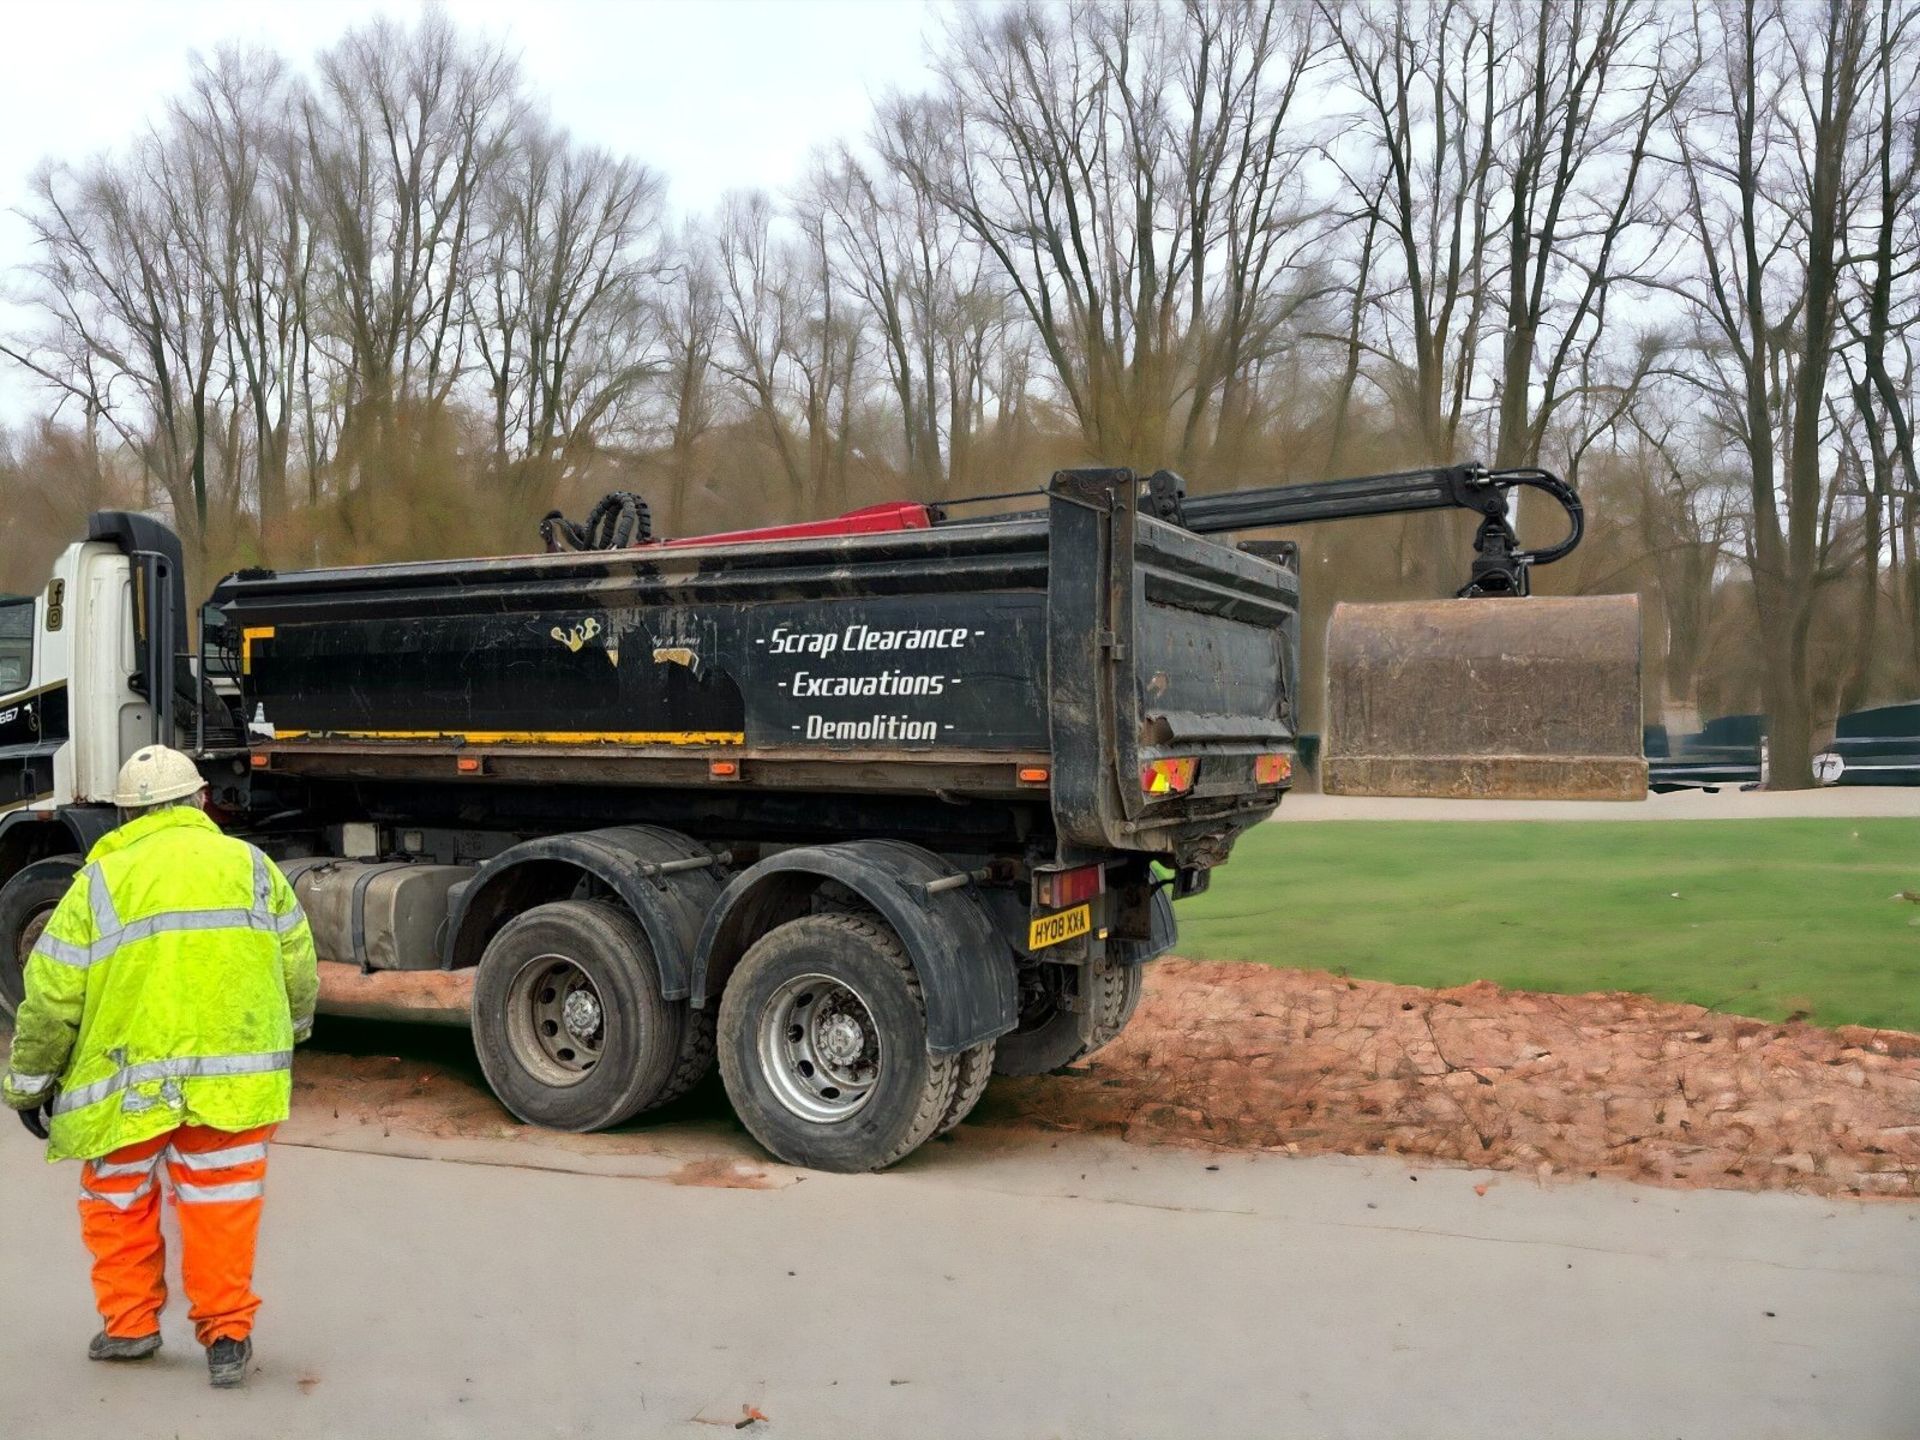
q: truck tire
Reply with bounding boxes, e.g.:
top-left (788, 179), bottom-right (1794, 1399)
top-left (0, 858), bottom-right (80, 1019)
top-left (473, 900), bottom-right (683, 1132)
top-left (718, 913), bottom-right (958, 1172)
top-left (932, 1041), bottom-right (996, 1137)
top-left (991, 961), bottom-right (1143, 1077)
top-left (650, 1000), bottom-right (718, 1112)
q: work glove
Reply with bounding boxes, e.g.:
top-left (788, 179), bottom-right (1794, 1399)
top-left (18, 1105), bottom-right (49, 1141)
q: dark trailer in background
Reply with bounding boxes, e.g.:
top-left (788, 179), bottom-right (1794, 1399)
top-left (1816, 703), bottom-right (1920, 787)
top-left (1646, 714), bottom-right (1766, 793)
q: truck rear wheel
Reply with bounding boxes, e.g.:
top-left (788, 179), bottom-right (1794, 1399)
top-left (718, 913), bottom-right (957, 1172)
top-left (0, 858), bottom-right (80, 1019)
top-left (473, 900), bottom-right (683, 1132)
top-left (651, 1001), bottom-right (718, 1111)
top-left (991, 961), bottom-right (1142, 1077)
top-left (932, 1041), bottom-right (996, 1137)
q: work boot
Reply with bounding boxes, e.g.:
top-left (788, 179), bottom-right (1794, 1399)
top-left (205, 1336), bottom-right (252, 1388)
top-left (88, 1331), bottom-right (161, 1362)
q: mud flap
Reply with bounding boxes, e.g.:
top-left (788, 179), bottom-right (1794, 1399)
top-left (1322, 594), bottom-right (1646, 801)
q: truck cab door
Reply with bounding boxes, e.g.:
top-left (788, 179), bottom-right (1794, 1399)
top-left (0, 582), bottom-right (68, 813)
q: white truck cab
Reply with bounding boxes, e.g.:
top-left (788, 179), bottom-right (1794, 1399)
top-left (0, 514), bottom-right (194, 1016)
top-left (0, 532), bottom-right (165, 816)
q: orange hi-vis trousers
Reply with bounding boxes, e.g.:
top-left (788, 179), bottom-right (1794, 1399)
top-left (78, 1124), bottom-right (273, 1344)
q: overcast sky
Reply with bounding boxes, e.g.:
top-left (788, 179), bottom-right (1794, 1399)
top-left (0, 0), bottom-right (945, 422)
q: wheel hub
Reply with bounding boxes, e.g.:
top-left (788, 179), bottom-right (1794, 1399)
top-left (503, 954), bottom-right (606, 1087)
top-left (562, 987), bottom-right (602, 1041)
top-left (758, 973), bottom-right (884, 1124)
top-left (817, 1013), bottom-right (867, 1067)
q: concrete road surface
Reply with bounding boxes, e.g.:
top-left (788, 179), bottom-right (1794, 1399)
top-left (0, 1126), bottom-right (1913, 1440)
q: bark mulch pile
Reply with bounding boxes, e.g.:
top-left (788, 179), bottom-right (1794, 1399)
top-left (977, 960), bottom-right (1920, 1199)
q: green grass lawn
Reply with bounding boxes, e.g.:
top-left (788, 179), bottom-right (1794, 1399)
top-left (1174, 818), bottom-right (1920, 1033)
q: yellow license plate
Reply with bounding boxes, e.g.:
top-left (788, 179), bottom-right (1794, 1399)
top-left (1028, 903), bottom-right (1092, 951)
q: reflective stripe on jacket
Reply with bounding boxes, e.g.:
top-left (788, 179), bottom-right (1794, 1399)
top-left (1, 806), bottom-right (318, 1161)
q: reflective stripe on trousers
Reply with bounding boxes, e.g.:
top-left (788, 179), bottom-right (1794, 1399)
top-left (81, 1152), bottom-right (162, 1210)
top-left (78, 1132), bottom-right (169, 1338)
top-left (80, 1124), bottom-right (273, 1344)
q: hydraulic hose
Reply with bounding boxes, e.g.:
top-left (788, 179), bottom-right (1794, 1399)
top-left (540, 492), bottom-right (655, 553)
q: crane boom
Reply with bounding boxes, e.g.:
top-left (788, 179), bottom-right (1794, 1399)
top-left (1142, 462), bottom-right (1584, 598)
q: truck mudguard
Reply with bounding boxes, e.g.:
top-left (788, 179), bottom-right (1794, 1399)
top-left (1108, 886), bottom-right (1177, 967)
top-left (445, 826), bottom-right (725, 998)
top-left (692, 840), bottom-right (1019, 1056)
top-left (0, 805), bottom-right (116, 880)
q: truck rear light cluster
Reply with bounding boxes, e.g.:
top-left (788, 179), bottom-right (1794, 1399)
top-left (1034, 863), bottom-right (1105, 910)
top-left (1140, 757), bottom-right (1197, 796)
top-left (1255, 753), bottom-right (1293, 785)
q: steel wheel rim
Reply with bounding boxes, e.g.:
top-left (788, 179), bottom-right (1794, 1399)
top-left (505, 953), bottom-right (606, 1087)
top-left (758, 972), bottom-right (882, 1123)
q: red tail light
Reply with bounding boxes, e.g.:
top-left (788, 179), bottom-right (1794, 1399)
top-left (1034, 863), bottom-right (1105, 910)
top-left (1140, 757), bottom-right (1197, 796)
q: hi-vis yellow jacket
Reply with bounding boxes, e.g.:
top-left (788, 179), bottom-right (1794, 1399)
top-left (1, 806), bottom-right (318, 1161)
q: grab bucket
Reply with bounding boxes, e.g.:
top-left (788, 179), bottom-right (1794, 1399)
top-left (1322, 594), bottom-right (1646, 801)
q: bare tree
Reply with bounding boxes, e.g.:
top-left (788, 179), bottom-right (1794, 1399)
top-left (468, 120), bottom-right (666, 490)
top-left (885, 0), bottom-right (1325, 472)
top-left (712, 191), bottom-right (859, 515)
top-left (3, 129), bottom-right (227, 547)
top-left (807, 145), bottom-right (1013, 494)
top-left (172, 47), bottom-right (317, 522)
top-left (1322, 0), bottom-right (1500, 462)
top-left (713, 190), bottom-right (809, 501)
top-left (1838, 1), bottom-right (1920, 697)
top-left (303, 9), bottom-right (519, 464)
top-left (656, 227), bottom-right (724, 530)
top-left (1665, 0), bottom-right (1875, 786)
top-left (1489, 1), bottom-right (1679, 471)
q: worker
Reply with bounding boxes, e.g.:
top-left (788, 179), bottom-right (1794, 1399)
top-left (2, 745), bottom-right (317, 1389)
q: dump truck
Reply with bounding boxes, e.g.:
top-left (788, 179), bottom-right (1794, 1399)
top-left (0, 465), bottom-right (1642, 1171)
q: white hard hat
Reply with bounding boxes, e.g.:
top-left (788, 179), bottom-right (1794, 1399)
top-left (114, 745), bottom-right (207, 807)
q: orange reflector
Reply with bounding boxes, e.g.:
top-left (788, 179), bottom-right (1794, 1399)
top-left (709, 760), bottom-right (739, 778)
top-left (249, 752), bottom-right (270, 770)
top-left (1017, 766), bottom-right (1051, 785)
top-left (1255, 753), bottom-right (1293, 785)
top-left (1140, 757), bottom-right (1197, 796)
top-left (455, 756), bottom-right (483, 774)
